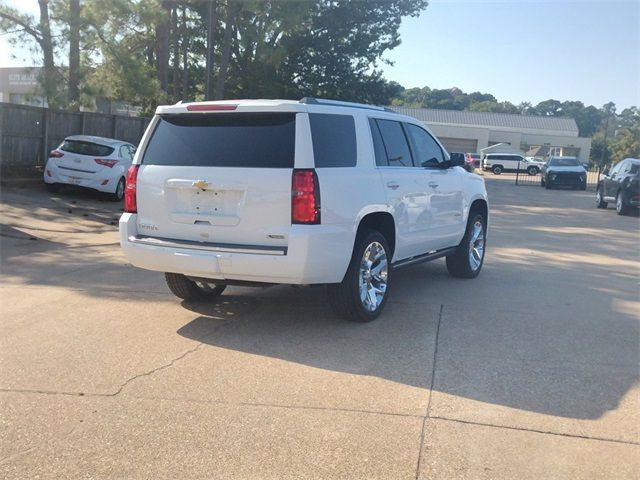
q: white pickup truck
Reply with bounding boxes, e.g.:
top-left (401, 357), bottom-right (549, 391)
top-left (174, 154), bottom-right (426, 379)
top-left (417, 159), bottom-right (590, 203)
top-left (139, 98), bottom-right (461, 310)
top-left (120, 98), bottom-right (489, 321)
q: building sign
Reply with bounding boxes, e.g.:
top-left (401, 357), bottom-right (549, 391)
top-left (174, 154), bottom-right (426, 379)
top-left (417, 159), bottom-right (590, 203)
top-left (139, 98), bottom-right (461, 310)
top-left (8, 73), bottom-right (38, 87)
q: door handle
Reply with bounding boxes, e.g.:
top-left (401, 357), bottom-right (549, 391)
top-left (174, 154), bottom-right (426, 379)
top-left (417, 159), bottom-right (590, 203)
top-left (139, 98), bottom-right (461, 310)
top-left (428, 181), bottom-right (439, 188)
top-left (386, 182), bottom-right (400, 190)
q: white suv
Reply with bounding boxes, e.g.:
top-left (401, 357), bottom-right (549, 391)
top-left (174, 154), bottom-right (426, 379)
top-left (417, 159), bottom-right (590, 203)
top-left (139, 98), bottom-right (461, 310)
top-left (119, 98), bottom-right (489, 321)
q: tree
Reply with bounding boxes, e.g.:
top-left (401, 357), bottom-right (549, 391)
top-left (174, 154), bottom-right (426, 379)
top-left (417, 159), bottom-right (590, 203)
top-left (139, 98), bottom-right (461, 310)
top-left (609, 123), bottom-right (640, 164)
top-left (0, 0), bottom-right (58, 106)
top-left (533, 99), bottom-right (563, 116)
top-left (590, 133), bottom-right (610, 168)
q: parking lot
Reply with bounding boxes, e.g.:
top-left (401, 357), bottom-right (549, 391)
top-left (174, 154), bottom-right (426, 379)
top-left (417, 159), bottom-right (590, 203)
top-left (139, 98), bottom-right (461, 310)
top-left (0, 177), bottom-right (638, 479)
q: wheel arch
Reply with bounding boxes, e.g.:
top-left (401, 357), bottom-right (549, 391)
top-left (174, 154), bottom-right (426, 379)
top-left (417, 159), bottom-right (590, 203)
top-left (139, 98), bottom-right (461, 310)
top-left (356, 210), bottom-right (396, 259)
top-left (468, 197), bottom-right (489, 226)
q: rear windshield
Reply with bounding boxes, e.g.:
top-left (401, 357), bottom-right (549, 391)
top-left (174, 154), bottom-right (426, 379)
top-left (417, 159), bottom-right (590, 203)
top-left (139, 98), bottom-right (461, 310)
top-left (142, 113), bottom-right (296, 168)
top-left (549, 157), bottom-right (580, 167)
top-left (61, 140), bottom-right (114, 157)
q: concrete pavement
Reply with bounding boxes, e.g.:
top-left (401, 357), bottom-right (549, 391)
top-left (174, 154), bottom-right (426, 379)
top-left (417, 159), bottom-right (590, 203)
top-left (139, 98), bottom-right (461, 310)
top-left (0, 179), bottom-right (638, 478)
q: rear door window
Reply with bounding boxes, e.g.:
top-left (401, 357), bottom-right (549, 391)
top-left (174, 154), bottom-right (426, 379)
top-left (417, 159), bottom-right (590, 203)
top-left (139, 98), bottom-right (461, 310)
top-left (142, 113), bottom-right (296, 168)
top-left (375, 119), bottom-right (413, 167)
top-left (61, 140), bottom-right (114, 157)
top-left (309, 113), bottom-right (357, 167)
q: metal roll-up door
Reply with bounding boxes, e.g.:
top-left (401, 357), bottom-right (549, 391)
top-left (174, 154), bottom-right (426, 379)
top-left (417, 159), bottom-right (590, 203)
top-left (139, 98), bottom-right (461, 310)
top-left (438, 137), bottom-right (478, 154)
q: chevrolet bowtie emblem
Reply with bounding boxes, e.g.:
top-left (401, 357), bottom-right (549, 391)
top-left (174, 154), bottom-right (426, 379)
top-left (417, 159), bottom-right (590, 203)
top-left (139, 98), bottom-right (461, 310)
top-left (192, 180), bottom-right (209, 190)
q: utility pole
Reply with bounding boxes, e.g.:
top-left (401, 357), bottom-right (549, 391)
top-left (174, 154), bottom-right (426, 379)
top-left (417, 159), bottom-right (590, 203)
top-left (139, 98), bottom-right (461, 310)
top-left (205, 1), bottom-right (217, 101)
top-left (600, 104), bottom-right (614, 167)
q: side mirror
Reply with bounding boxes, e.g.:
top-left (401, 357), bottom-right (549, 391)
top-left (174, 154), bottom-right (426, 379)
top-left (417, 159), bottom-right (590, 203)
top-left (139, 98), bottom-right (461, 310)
top-left (422, 157), bottom-right (441, 168)
top-left (448, 153), bottom-right (465, 168)
top-left (602, 168), bottom-right (609, 175)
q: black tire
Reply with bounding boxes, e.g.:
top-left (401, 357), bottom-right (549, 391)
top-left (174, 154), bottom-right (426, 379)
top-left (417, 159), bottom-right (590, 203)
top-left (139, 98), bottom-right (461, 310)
top-left (45, 183), bottom-right (60, 193)
top-left (540, 177), bottom-right (545, 187)
top-left (616, 190), bottom-right (629, 216)
top-left (491, 165), bottom-right (502, 175)
top-left (446, 212), bottom-right (486, 279)
top-left (527, 166), bottom-right (538, 176)
top-left (579, 182), bottom-right (587, 191)
top-left (327, 229), bottom-right (391, 322)
top-left (596, 187), bottom-right (608, 208)
top-left (110, 177), bottom-right (125, 202)
top-left (164, 273), bottom-right (226, 301)
top-left (544, 177), bottom-right (551, 189)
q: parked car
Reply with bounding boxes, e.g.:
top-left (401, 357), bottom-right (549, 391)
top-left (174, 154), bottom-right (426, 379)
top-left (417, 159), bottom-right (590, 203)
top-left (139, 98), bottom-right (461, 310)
top-left (596, 158), bottom-right (640, 215)
top-left (44, 135), bottom-right (136, 201)
top-left (465, 153), bottom-right (481, 168)
top-left (523, 157), bottom-right (545, 174)
top-left (482, 153), bottom-right (526, 174)
top-left (540, 156), bottom-right (587, 190)
top-left (119, 98), bottom-right (489, 322)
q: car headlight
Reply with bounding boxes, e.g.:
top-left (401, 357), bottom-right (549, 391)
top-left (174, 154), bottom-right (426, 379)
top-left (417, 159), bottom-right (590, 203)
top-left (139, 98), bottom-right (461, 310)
top-left (579, 175), bottom-right (585, 181)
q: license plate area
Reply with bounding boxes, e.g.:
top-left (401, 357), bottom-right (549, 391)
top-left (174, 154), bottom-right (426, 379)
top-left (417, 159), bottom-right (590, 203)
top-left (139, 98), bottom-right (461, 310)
top-left (165, 180), bottom-right (245, 226)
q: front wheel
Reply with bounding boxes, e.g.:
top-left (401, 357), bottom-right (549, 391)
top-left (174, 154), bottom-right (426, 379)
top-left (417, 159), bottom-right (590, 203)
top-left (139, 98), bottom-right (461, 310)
top-left (596, 187), bottom-right (608, 208)
top-left (527, 166), bottom-right (539, 176)
top-left (491, 165), bottom-right (502, 175)
top-left (164, 273), bottom-right (227, 301)
top-left (616, 191), bottom-right (629, 215)
top-left (446, 213), bottom-right (486, 279)
top-left (327, 229), bottom-right (391, 322)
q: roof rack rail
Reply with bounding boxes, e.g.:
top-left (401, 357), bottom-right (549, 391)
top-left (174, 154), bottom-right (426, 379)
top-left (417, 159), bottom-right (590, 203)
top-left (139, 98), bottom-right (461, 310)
top-left (299, 97), bottom-right (396, 113)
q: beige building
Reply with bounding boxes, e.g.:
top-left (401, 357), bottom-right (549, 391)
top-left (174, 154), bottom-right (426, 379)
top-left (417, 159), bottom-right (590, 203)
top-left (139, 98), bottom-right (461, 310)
top-left (390, 106), bottom-right (592, 163)
top-left (0, 67), bottom-right (45, 106)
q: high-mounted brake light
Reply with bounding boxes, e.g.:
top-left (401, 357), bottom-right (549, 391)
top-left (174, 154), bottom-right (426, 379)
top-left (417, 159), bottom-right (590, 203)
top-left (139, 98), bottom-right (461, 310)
top-left (292, 169), bottom-right (320, 224)
top-left (95, 158), bottom-right (119, 168)
top-left (186, 104), bottom-right (238, 111)
top-left (124, 165), bottom-right (139, 213)
top-left (49, 150), bottom-right (64, 158)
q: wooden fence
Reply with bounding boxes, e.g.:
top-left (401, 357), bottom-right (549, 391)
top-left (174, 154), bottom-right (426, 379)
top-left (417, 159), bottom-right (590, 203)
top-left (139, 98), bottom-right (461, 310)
top-left (0, 103), bottom-right (151, 176)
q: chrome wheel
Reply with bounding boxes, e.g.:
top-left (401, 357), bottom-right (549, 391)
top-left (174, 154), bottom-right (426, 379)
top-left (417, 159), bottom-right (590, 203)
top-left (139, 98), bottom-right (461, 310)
top-left (358, 241), bottom-right (388, 312)
top-left (468, 220), bottom-right (485, 272)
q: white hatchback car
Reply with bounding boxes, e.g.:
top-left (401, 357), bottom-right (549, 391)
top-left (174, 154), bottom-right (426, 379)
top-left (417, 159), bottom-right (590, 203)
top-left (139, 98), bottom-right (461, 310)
top-left (44, 135), bottom-right (136, 201)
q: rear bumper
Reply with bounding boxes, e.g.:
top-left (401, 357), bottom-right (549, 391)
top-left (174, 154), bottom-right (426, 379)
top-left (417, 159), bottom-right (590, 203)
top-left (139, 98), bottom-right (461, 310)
top-left (119, 213), bottom-right (354, 284)
top-left (44, 160), bottom-right (119, 193)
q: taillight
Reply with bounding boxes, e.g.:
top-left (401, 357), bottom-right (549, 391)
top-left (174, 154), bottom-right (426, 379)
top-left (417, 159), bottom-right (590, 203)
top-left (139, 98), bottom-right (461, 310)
top-left (124, 165), bottom-right (139, 213)
top-left (49, 150), bottom-right (64, 158)
top-left (94, 158), bottom-right (119, 168)
top-left (292, 169), bottom-right (320, 224)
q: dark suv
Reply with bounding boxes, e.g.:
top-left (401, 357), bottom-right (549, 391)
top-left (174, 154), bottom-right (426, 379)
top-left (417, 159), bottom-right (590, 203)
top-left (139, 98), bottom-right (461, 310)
top-left (596, 158), bottom-right (640, 215)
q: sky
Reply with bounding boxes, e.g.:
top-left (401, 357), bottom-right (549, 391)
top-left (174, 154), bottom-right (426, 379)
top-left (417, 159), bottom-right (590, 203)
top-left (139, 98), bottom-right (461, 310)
top-left (1, 0), bottom-right (638, 109)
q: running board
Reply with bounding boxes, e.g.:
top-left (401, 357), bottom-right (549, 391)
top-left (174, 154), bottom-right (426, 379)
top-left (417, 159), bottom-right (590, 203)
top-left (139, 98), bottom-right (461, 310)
top-left (392, 247), bottom-right (457, 270)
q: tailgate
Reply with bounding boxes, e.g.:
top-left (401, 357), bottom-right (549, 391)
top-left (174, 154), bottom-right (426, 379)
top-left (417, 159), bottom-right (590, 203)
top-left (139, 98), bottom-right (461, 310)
top-left (135, 112), bottom-right (298, 248)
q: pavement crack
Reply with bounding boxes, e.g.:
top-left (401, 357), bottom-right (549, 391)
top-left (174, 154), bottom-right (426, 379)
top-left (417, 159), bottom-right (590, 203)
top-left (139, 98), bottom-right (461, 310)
top-left (429, 416), bottom-right (640, 446)
top-left (415, 303), bottom-right (444, 480)
top-left (109, 343), bottom-right (205, 396)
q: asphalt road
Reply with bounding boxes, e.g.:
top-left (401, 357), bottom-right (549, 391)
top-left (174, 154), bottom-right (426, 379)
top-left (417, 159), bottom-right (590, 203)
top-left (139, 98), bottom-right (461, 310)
top-left (1, 177), bottom-right (638, 479)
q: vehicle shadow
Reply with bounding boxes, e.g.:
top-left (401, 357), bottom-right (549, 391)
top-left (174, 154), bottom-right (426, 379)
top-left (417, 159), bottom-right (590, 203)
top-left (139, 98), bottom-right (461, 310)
top-left (175, 181), bottom-right (639, 422)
